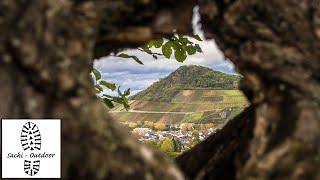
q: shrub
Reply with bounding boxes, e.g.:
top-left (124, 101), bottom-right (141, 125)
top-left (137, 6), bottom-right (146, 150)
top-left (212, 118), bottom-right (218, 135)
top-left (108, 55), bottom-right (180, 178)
top-left (128, 122), bottom-right (138, 129)
top-left (160, 138), bottom-right (176, 152)
top-left (154, 122), bottom-right (167, 130)
top-left (144, 121), bottom-right (154, 129)
top-left (180, 123), bottom-right (194, 131)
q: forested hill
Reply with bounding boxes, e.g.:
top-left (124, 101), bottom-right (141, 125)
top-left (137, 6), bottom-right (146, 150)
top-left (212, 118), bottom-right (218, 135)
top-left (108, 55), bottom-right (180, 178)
top-left (132, 65), bottom-right (240, 102)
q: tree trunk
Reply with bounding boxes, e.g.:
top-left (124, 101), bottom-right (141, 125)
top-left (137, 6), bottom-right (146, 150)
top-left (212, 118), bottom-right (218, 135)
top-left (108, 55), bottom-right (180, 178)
top-left (1, 0), bottom-right (319, 180)
top-left (0, 0), bottom-right (194, 179)
top-left (198, 0), bottom-right (320, 179)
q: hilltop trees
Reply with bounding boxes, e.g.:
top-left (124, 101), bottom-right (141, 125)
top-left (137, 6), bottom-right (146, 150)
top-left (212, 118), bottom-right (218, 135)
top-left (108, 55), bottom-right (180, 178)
top-left (133, 65), bottom-right (240, 102)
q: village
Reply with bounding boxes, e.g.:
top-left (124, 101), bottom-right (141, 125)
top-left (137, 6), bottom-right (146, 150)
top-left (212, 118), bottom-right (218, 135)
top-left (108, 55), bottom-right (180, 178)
top-left (131, 126), bottom-right (220, 152)
top-left (115, 107), bottom-right (235, 154)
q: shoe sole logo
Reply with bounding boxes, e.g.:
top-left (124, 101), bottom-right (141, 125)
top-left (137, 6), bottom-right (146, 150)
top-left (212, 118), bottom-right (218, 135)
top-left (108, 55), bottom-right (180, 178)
top-left (24, 160), bottom-right (40, 176)
top-left (21, 122), bottom-right (41, 176)
top-left (21, 122), bottom-right (41, 151)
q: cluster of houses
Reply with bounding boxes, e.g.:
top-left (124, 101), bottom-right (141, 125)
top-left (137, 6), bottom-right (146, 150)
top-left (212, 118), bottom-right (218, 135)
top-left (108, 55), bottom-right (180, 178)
top-left (132, 127), bottom-right (219, 151)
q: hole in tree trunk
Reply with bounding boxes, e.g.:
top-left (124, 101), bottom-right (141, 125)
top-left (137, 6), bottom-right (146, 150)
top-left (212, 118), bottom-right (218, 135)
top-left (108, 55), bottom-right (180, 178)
top-left (92, 6), bottom-right (249, 158)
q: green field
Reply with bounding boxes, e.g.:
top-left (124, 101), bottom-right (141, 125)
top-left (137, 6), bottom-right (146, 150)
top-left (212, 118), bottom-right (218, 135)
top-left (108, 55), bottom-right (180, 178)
top-left (182, 112), bottom-right (204, 123)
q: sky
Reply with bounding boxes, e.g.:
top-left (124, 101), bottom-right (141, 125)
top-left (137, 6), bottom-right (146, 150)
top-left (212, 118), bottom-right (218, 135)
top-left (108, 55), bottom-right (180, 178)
top-left (94, 7), bottom-right (236, 96)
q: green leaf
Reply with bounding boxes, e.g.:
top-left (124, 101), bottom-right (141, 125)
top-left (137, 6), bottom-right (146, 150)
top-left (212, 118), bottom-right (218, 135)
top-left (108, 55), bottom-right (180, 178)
top-left (102, 98), bottom-right (114, 108)
top-left (178, 36), bottom-right (189, 45)
top-left (92, 68), bottom-right (101, 81)
top-left (99, 80), bottom-right (116, 91)
top-left (174, 47), bottom-right (187, 62)
top-left (186, 46), bottom-right (197, 55)
top-left (192, 35), bottom-right (203, 41)
top-left (148, 39), bottom-right (164, 48)
top-left (118, 53), bottom-right (144, 65)
top-left (195, 44), bottom-right (202, 53)
top-left (123, 101), bottom-right (130, 110)
top-left (102, 94), bottom-right (113, 98)
top-left (131, 55), bottom-right (144, 65)
top-left (162, 42), bottom-right (173, 59)
top-left (142, 47), bottom-right (153, 54)
top-left (112, 97), bottom-right (124, 104)
top-left (117, 53), bottom-right (131, 58)
top-left (117, 86), bottom-right (122, 97)
top-left (95, 84), bottom-right (103, 92)
top-left (123, 88), bottom-right (131, 96)
top-left (152, 55), bottom-right (158, 59)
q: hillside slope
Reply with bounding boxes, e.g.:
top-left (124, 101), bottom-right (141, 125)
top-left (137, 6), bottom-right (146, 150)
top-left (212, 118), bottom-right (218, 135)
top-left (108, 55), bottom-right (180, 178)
top-left (132, 65), bottom-right (240, 102)
top-left (111, 65), bottom-right (248, 126)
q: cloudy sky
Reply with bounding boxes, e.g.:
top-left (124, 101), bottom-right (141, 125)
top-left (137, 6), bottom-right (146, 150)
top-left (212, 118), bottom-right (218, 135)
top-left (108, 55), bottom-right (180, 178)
top-left (94, 7), bottom-right (236, 96)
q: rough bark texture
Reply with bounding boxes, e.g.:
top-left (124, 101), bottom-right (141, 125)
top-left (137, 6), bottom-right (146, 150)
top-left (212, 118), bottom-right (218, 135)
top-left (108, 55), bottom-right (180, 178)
top-left (1, 0), bottom-right (320, 180)
top-left (198, 0), bottom-right (320, 179)
top-left (94, 0), bottom-right (195, 57)
top-left (0, 0), bottom-right (195, 179)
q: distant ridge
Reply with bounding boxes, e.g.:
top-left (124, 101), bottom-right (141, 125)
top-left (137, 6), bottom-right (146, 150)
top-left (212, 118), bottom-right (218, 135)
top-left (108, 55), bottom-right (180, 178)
top-left (132, 65), bottom-right (240, 102)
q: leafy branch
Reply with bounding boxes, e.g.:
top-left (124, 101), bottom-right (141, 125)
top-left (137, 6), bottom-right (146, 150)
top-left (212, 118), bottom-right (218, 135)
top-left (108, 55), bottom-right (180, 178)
top-left (116, 34), bottom-right (203, 64)
top-left (145, 34), bottom-right (202, 62)
top-left (92, 68), bottom-right (130, 110)
top-left (92, 34), bottom-right (203, 110)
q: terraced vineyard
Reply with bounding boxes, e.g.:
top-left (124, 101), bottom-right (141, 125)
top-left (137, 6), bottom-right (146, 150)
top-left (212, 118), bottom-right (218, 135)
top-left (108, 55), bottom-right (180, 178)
top-left (110, 89), bottom-right (248, 125)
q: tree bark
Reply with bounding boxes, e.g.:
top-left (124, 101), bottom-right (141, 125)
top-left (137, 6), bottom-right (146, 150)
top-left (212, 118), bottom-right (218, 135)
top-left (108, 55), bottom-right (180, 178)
top-left (198, 0), bottom-right (320, 179)
top-left (0, 0), bottom-right (195, 179)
